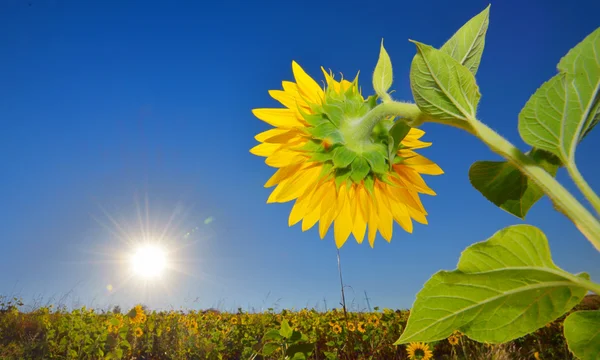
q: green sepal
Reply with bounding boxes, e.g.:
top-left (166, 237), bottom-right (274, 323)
top-left (298, 107), bottom-right (326, 127)
top-left (350, 157), bottom-right (370, 183)
top-left (364, 174), bottom-right (375, 194)
top-left (332, 147), bottom-right (357, 168)
top-left (322, 102), bottom-right (344, 128)
top-left (296, 139), bottom-right (323, 153)
top-left (308, 123), bottom-right (344, 144)
top-left (389, 121), bottom-right (411, 152)
top-left (366, 95), bottom-right (378, 110)
top-left (309, 151), bottom-right (333, 163)
top-left (363, 149), bottom-right (387, 174)
top-left (334, 168), bottom-right (352, 191)
top-left (318, 162), bottom-right (334, 181)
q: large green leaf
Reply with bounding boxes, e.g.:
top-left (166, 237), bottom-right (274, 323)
top-left (518, 28), bottom-right (600, 164)
top-left (469, 149), bottom-right (561, 219)
top-left (395, 225), bottom-right (589, 344)
top-left (373, 40), bottom-right (393, 101)
top-left (410, 41), bottom-right (481, 122)
top-left (564, 310), bottom-right (600, 360)
top-left (440, 5), bottom-right (490, 75)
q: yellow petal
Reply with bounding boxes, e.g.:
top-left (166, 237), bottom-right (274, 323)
top-left (400, 155), bottom-right (444, 175)
top-left (292, 61), bottom-right (324, 105)
top-left (367, 198), bottom-right (378, 247)
top-left (250, 143), bottom-right (280, 157)
top-left (388, 198), bottom-right (413, 233)
top-left (407, 206), bottom-right (428, 225)
top-left (318, 182), bottom-right (337, 239)
top-left (252, 108), bottom-right (304, 128)
top-left (264, 163), bottom-right (303, 188)
top-left (269, 90), bottom-right (298, 110)
top-left (387, 185), bottom-right (427, 215)
top-left (274, 165), bottom-right (321, 203)
top-left (357, 186), bottom-right (371, 221)
top-left (374, 185), bottom-right (393, 242)
top-left (350, 187), bottom-right (367, 244)
top-left (334, 188), bottom-right (353, 248)
top-left (265, 150), bottom-right (307, 168)
top-left (288, 182), bottom-right (318, 226)
top-left (302, 203), bottom-right (321, 231)
top-left (394, 166), bottom-right (437, 195)
top-left (405, 128), bottom-right (425, 140)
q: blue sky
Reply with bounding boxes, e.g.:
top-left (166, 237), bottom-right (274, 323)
top-left (1, 0), bottom-right (599, 312)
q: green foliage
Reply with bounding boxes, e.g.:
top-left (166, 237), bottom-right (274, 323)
top-left (396, 225), bottom-right (590, 345)
top-left (518, 28), bottom-right (600, 165)
top-left (440, 4), bottom-right (490, 75)
top-left (469, 149), bottom-right (561, 219)
top-left (563, 310), bottom-right (600, 360)
top-left (410, 41), bottom-right (481, 122)
top-left (373, 40), bottom-right (393, 102)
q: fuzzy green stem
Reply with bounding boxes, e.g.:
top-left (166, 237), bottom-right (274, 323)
top-left (566, 162), bottom-right (600, 216)
top-left (350, 101), bottom-right (423, 143)
top-left (382, 101), bottom-right (600, 252)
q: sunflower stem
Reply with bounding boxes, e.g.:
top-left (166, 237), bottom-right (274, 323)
top-left (336, 248), bottom-right (348, 319)
top-left (350, 101), bottom-right (423, 144)
top-left (381, 101), bottom-right (600, 252)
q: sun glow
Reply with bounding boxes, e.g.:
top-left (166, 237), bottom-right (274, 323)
top-left (130, 244), bottom-right (168, 279)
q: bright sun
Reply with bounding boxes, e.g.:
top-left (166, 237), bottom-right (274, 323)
top-left (130, 245), bottom-right (167, 279)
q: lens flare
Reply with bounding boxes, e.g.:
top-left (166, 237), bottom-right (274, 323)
top-left (130, 245), bottom-right (167, 279)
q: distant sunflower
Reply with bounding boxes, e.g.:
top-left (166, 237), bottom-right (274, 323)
top-left (331, 324), bottom-right (342, 334)
top-left (251, 62), bottom-right (442, 248)
top-left (347, 322), bottom-right (356, 332)
top-left (406, 342), bottom-right (433, 360)
top-left (230, 317), bottom-right (239, 325)
top-left (448, 335), bottom-right (459, 346)
top-left (357, 322), bottom-right (366, 333)
top-left (134, 327), bottom-right (143, 338)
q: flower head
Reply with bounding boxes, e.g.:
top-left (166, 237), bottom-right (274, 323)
top-left (448, 335), bottom-right (459, 346)
top-left (406, 342), bottom-right (433, 360)
top-left (347, 322), bottom-right (356, 332)
top-left (134, 326), bottom-right (143, 338)
top-left (331, 323), bottom-right (342, 334)
top-left (251, 62), bottom-right (442, 248)
top-left (357, 322), bottom-right (366, 333)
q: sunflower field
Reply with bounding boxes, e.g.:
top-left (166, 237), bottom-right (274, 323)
top-left (1, 295), bottom-right (597, 360)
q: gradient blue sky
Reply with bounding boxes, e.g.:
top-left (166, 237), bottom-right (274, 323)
top-left (1, 0), bottom-right (599, 312)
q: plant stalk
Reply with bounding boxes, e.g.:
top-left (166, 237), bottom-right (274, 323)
top-left (566, 162), bottom-right (600, 217)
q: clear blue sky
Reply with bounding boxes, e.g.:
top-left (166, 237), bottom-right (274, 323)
top-left (1, 0), bottom-right (599, 312)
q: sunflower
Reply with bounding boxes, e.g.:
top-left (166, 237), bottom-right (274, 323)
top-left (357, 322), bottom-right (366, 333)
top-left (347, 322), bottom-right (356, 332)
top-left (406, 342), bottom-right (433, 360)
top-left (251, 62), bottom-right (442, 248)
top-left (331, 323), bottom-right (342, 334)
top-left (367, 315), bottom-right (380, 327)
top-left (134, 327), bottom-right (143, 338)
top-left (230, 317), bottom-right (239, 325)
top-left (448, 335), bottom-right (459, 346)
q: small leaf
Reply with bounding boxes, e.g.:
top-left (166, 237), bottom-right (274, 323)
top-left (373, 39), bottom-right (393, 101)
top-left (389, 121), bottom-right (411, 153)
top-left (309, 123), bottom-right (343, 143)
top-left (410, 41), bottom-right (481, 122)
top-left (519, 28), bottom-right (600, 164)
top-left (469, 148), bottom-right (561, 219)
top-left (322, 102), bottom-right (344, 127)
top-left (332, 147), bottom-right (357, 168)
top-left (351, 157), bottom-right (370, 182)
top-left (279, 319), bottom-right (293, 338)
top-left (395, 224), bottom-right (589, 344)
top-left (564, 310), bottom-right (600, 360)
top-left (440, 5), bottom-right (490, 75)
top-left (288, 330), bottom-right (302, 343)
top-left (366, 95), bottom-right (378, 109)
top-left (362, 150), bottom-right (387, 174)
top-left (263, 329), bottom-right (283, 342)
top-left (262, 342), bottom-right (280, 356)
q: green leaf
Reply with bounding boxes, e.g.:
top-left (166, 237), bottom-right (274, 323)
top-left (288, 330), bottom-right (303, 343)
top-left (279, 319), bottom-right (293, 338)
top-left (564, 310), bottom-right (600, 360)
top-left (469, 148), bottom-right (561, 219)
top-left (518, 28), bottom-right (600, 164)
top-left (351, 157), bottom-right (370, 183)
top-left (332, 147), bottom-right (357, 168)
top-left (410, 41), bottom-right (481, 122)
top-left (286, 343), bottom-right (314, 358)
top-left (440, 5), bottom-right (490, 75)
top-left (322, 102), bottom-right (344, 127)
top-left (263, 329), bottom-right (283, 342)
top-left (395, 224), bottom-right (589, 345)
top-left (362, 150), bottom-right (387, 174)
top-left (373, 39), bottom-right (393, 101)
top-left (262, 342), bottom-right (279, 356)
top-left (366, 95), bottom-right (378, 110)
top-left (389, 121), bottom-right (411, 153)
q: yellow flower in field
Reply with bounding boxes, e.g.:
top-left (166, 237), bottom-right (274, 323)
top-left (347, 322), bottom-right (356, 332)
top-left (448, 335), bottom-right (459, 346)
top-left (134, 327), bottom-right (143, 338)
top-left (357, 322), bottom-right (366, 333)
top-left (534, 352), bottom-right (541, 360)
top-left (331, 324), bottom-right (342, 334)
top-left (251, 62), bottom-right (442, 248)
top-left (166, 326), bottom-right (171, 332)
top-left (406, 342), bottom-right (433, 360)
top-left (367, 315), bottom-right (380, 327)
top-left (230, 317), bottom-right (239, 325)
